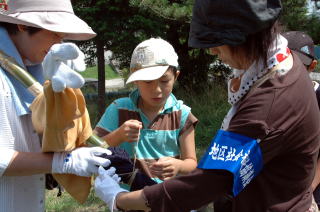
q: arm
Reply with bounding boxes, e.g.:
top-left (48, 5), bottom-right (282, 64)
top-left (177, 125), bottom-right (197, 174)
top-left (95, 167), bottom-right (233, 212)
top-left (3, 151), bottom-right (53, 176)
top-left (150, 125), bottom-right (197, 180)
top-left (94, 100), bottom-right (142, 147)
top-left (312, 157), bottom-right (320, 191)
top-left (95, 119), bottom-right (142, 147)
top-left (1, 146), bottom-right (112, 177)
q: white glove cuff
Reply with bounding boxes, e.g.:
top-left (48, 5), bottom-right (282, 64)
top-left (52, 152), bottom-right (70, 174)
top-left (111, 190), bottom-right (129, 212)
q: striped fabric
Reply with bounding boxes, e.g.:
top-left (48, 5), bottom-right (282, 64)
top-left (0, 27), bottom-right (45, 212)
top-left (95, 89), bottom-right (198, 183)
top-left (0, 68), bottom-right (45, 212)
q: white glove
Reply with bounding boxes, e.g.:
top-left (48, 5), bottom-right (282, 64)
top-left (95, 166), bottom-right (128, 212)
top-left (52, 147), bottom-right (112, 177)
top-left (42, 42), bottom-right (86, 92)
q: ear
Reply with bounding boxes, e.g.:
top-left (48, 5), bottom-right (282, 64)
top-left (308, 60), bottom-right (318, 72)
top-left (174, 70), bottom-right (180, 81)
top-left (17, 24), bottom-right (27, 32)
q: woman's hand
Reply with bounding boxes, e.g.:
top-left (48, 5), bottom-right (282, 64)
top-left (117, 119), bottom-right (142, 143)
top-left (94, 166), bottom-right (128, 211)
top-left (149, 157), bottom-right (182, 180)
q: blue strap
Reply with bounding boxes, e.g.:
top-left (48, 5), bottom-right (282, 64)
top-left (198, 130), bottom-right (263, 196)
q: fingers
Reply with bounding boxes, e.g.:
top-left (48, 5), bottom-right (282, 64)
top-left (123, 120), bottom-right (142, 142)
top-left (127, 120), bottom-right (143, 129)
top-left (97, 166), bottom-right (117, 181)
top-left (91, 156), bottom-right (111, 167)
top-left (51, 43), bottom-right (79, 60)
top-left (111, 174), bottom-right (121, 183)
top-left (92, 147), bottom-right (112, 156)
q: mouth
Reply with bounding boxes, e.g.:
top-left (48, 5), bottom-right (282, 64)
top-left (152, 98), bottom-right (162, 102)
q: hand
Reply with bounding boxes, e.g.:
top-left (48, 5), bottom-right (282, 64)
top-left (117, 120), bottom-right (142, 143)
top-left (149, 157), bottom-right (181, 180)
top-left (52, 147), bottom-right (111, 177)
top-left (42, 42), bottom-right (86, 92)
top-left (95, 166), bottom-right (128, 211)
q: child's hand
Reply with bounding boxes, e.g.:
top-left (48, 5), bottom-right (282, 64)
top-left (149, 157), bottom-right (181, 180)
top-left (118, 119), bottom-right (142, 143)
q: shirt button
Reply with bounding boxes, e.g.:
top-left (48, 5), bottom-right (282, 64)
top-left (40, 177), bottom-right (43, 181)
top-left (40, 200), bottom-right (43, 204)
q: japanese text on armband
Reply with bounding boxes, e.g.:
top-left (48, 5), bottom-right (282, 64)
top-left (198, 130), bottom-right (263, 196)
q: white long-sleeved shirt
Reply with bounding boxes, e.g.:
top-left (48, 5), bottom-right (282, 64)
top-left (0, 26), bottom-right (45, 212)
top-left (0, 67), bottom-right (45, 212)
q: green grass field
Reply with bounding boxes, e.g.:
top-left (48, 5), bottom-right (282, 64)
top-left (45, 82), bottom-right (229, 211)
top-left (80, 65), bottom-right (120, 80)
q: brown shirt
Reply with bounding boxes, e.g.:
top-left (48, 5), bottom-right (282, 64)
top-left (143, 54), bottom-right (320, 212)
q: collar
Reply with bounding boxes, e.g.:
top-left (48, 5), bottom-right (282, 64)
top-left (227, 35), bottom-right (291, 105)
top-left (129, 88), bottom-right (179, 113)
top-left (0, 27), bottom-right (44, 116)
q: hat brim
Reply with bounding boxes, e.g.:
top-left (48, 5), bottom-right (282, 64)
top-left (126, 66), bottom-right (169, 84)
top-left (0, 12), bottom-right (96, 40)
top-left (292, 50), bottom-right (313, 66)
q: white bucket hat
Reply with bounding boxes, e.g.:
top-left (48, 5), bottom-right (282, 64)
top-left (0, 0), bottom-right (96, 41)
top-left (126, 38), bottom-right (179, 84)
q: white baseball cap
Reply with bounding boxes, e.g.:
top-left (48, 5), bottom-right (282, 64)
top-left (0, 0), bottom-right (96, 41)
top-left (126, 38), bottom-right (179, 84)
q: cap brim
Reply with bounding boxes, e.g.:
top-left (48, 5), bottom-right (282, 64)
top-left (292, 50), bottom-right (313, 66)
top-left (126, 66), bottom-right (169, 84)
top-left (0, 12), bottom-right (96, 40)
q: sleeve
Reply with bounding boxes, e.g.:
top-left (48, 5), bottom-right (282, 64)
top-left (179, 112), bottom-right (198, 136)
top-left (95, 100), bottom-right (120, 136)
top-left (143, 168), bottom-right (233, 212)
top-left (0, 148), bottom-right (15, 176)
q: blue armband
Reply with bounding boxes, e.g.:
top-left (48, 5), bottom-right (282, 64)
top-left (198, 130), bottom-right (263, 196)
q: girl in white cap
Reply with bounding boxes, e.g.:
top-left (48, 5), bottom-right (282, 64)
top-left (0, 0), bottom-right (112, 211)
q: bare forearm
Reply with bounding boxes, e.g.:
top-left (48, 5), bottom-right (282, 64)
top-left (178, 158), bottom-right (197, 175)
top-left (3, 151), bottom-right (53, 176)
top-left (116, 190), bottom-right (150, 211)
top-left (102, 129), bottom-right (124, 147)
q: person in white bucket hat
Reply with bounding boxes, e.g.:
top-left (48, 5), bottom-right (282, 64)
top-left (0, 0), bottom-right (112, 211)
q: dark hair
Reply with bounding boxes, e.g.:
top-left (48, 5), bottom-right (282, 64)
top-left (229, 20), bottom-right (282, 67)
top-left (0, 22), bottom-right (42, 35)
top-left (168, 66), bottom-right (179, 77)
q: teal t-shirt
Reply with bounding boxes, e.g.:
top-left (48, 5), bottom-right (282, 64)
top-left (96, 89), bottom-right (193, 183)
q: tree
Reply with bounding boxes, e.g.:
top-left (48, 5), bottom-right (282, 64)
top-left (73, 0), bottom-right (166, 118)
top-left (281, 0), bottom-right (320, 44)
top-left (130, 0), bottom-right (218, 92)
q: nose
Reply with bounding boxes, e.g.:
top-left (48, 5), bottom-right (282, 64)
top-left (152, 81), bottom-right (162, 93)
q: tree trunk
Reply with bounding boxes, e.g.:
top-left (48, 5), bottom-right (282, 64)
top-left (96, 38), bottom-right (106, 119)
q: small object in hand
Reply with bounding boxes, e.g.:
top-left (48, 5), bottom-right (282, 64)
top-left (100, 147), bottom-right (157, 191)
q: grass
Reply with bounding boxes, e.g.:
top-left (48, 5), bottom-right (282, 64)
top-left (80, 65), bottom-right (120, 79)
top-left (45, 83), bottom-right (230, 211)
top-left (46, 189), bottom-right (109, 212)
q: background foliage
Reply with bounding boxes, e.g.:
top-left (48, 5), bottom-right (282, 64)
top-left (72, 0), bottom-right (320, 118)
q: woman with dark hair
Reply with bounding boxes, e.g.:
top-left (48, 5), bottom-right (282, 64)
top-left (94, 0), bottom-right (320, 211)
